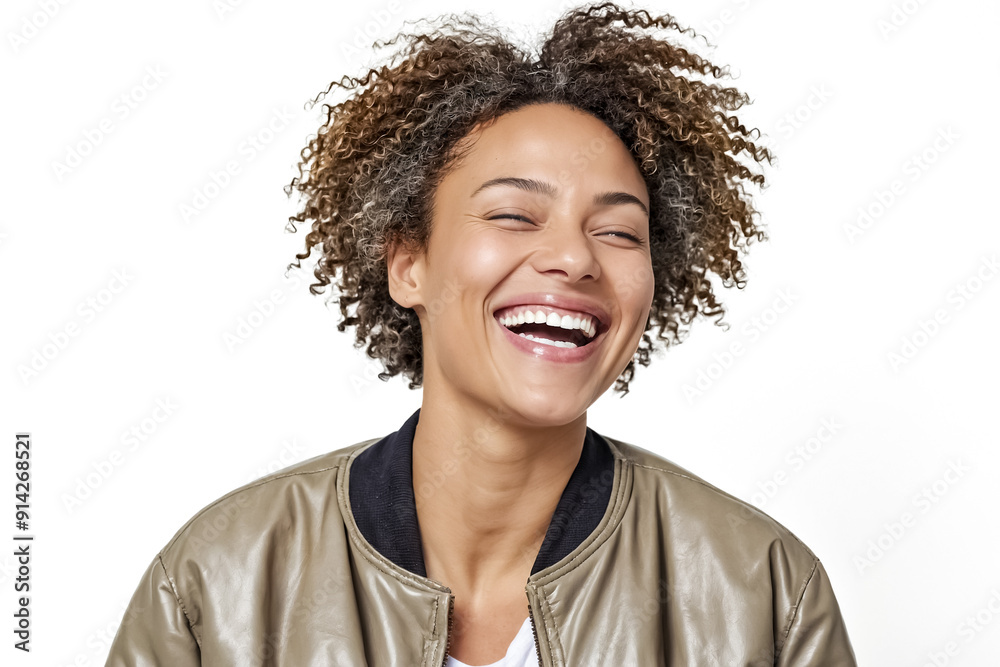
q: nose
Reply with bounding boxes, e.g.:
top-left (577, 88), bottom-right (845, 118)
top-left (528, 216), bottom-right (601, 283)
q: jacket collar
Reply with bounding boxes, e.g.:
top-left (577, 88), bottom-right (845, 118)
top-left (348, 408), bottom-right (615, 578)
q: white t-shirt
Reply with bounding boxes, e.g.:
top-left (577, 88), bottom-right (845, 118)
top-left (445, 616), bottom-right (540, 667)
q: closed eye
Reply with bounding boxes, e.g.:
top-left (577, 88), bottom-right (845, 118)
top-left (602, 230), bottom-right (643, 243)
top-left (487, 215), bottom-right (644, 244)
top-left (488, 214), bottom-right (534, 223)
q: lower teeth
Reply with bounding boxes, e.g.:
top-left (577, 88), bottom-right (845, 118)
top-left (518, 333), bottom-right (578, 349)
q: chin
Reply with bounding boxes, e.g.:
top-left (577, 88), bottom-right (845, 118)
top-left (498, 382), bottom-right (595, 429)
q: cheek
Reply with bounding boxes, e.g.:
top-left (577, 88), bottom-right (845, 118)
top-left (445, 233), bottom-right (522, 287)
top-left (420, 233), bottom-right (521, 338)
top-left (613, 258), bottom-right (656, 317)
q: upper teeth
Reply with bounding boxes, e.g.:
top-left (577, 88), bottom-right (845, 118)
top-left (497, 307), bottom-right (598, 338)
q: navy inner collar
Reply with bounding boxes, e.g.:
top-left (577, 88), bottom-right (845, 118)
top-left (348, 408), bottom-right (615, 578)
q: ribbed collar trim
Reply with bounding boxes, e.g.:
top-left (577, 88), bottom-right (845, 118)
top-left (348, 408), bottom-right (615, 577)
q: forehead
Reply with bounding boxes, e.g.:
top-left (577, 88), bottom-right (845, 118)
top-left (444, 102), bottom-right (647, 200)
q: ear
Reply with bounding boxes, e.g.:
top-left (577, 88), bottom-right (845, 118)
top-left (386, 237), bottom-right (425, 311)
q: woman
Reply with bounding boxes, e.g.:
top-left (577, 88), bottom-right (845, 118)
top-left (107, 3), bottom-right (856, 665)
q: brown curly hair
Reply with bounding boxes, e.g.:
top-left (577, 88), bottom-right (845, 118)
top-left (285, 2), bottom-right (773, 395)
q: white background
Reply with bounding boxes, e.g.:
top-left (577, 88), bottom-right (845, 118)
top-left (3, 0), bottom-right (998, 664)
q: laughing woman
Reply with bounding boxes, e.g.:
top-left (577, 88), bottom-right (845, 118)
top-left (107, 3), bottom-right (856, 665)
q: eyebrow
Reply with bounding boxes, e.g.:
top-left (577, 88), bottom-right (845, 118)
top-left (471, 176), bottom-right (649, 217)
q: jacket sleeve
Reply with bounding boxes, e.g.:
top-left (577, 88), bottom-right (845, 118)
top-left (105, 554), bottom-right (201, 667)
top-left (775, 559), bottom-right (857, 666)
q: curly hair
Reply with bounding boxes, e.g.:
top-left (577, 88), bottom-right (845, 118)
top-left (285, 1), bottom-right (773, 395)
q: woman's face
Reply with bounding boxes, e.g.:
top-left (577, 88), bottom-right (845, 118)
top-left (389, 102), bottom-right (655, 427)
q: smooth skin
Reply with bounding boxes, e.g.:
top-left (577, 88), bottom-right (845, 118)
top-left (387, 101), bottom-right (655, 665)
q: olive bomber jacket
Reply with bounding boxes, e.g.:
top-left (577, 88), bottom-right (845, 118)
top-left (106, 409), bottom-right (857, 666)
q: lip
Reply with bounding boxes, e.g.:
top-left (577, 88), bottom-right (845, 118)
top-left (492, 292), bottom-right (611, 332)
top-left (491, 292), bottom-right (611, 363)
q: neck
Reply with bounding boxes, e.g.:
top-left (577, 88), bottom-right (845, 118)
top-left (412, 388), bottom-right (586, 595)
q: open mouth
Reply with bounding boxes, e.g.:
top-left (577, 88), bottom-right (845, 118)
top-left (494, 306), bottom-right (604, 349)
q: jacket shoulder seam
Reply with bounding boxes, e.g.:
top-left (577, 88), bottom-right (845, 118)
top-left (155, 460), bottom-right (352, 643)
top-left (630, 458), bottom-right (824, 658)
top-left (156, 552), bottom-right (202, 648)
top-left (162, 462), bottom-right (343, 554)
top-left (775, 557), bottom-right (820, 659)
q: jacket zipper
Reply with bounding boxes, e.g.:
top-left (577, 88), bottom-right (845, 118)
top-left (527, 601), bottom-right (543, 666)
top-left (440, 593), bottom-right (455, 667)
top-left (439, 593), bottom-right (543, 666)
